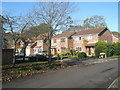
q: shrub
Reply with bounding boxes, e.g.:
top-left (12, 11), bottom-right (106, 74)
top-left (112, 42), bottom-right (120, 55)
top-left (106, 43), bottom-right (114, 57)
top-left (58, 52), bottom-right (70, 57)
top-left (70, 49), bottom-right (76, 56)
top-left (95, 41), bottom-right (107, 57)
top-left (77, 52), bottom-right (87, 59)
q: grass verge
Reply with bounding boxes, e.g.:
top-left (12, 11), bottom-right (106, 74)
top-left (2, 61), bottom-right (68, 82)
top-left (111, 55), bottom-right (120, 58)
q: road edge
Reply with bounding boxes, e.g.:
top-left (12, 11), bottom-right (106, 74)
top-left (106, 79), bottom-right (118, 90)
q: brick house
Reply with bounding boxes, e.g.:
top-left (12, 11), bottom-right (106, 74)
top-left (17, 34), bottom-right (48, 56)
top-left (51, 32), bottom-right (76, 55)
top-left (112, 34), bottom-right (119, 43)
top-left (72, 27), bottom-right (114, 56)
top-left (17, 27), bottom-right (119, 56)
top-left (31, 34), bottom-right (48, 55)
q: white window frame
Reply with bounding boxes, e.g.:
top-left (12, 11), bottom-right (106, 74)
top-left (76, 47), bottom-right (82, 52)
top-left (88, 36), bottom-right (92, 40)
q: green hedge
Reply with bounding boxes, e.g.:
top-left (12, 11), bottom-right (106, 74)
top-left (77, 52), bottom-right (87, 59)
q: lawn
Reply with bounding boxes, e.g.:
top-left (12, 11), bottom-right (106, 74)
top-left (2, 61), bottom-right (68, 82)
top-left (2, 61), bottom-right (48, 69)
top-left (111, 55), bottom-right (120, 58)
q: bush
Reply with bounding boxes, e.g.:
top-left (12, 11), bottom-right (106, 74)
top-left (106, 43), bottom-right (114, 57)
top-left (58, 52), bottom-right (70, 57)
top-left (70, 49), bottom-right (76, 56)
top-left (77, 52), bottom-right (87, 59)
top-left (95, 41), bottom-right (107, 57)
top-left (112, 42), bottom-right (120, 55)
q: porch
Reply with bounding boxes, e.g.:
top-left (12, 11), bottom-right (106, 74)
top-left (85, 43), bottom-right (95, 56)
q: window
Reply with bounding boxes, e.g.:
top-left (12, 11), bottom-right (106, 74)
top-left (88, 36), bottom-right (92, 40)
top-left (61, 47), bottom-right (66, 52)
top-left (53, 39), bottom-right (56, 43)
top-left (79, 37), bottom-right (82, 40)
top-left (76, 47), bottom-right (82, 52)
top-left (61, 38), bottom-right (65, 42)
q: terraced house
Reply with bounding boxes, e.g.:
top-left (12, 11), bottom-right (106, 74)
top-left (17, 27), bottom-right (119, 56)
top-left (72, 27), bottom-right (114, 56)
top-left (51, 27), bottom-right (119, 56)
top-left (51, 32), bottom-right (76, 55)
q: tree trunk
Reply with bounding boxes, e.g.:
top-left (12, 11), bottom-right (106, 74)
top-left (12, 42), bottom-right (16, 68)
top-left (48, 38), bottom-right (51, 63)
top-left (23, 46), bottom-right (26, 61)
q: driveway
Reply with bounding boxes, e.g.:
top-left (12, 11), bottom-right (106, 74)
top-left (3, 58), bottom-right (118, 88)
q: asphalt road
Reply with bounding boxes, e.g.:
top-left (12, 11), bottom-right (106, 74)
top-left (3, 58), bottom-right (118, 88)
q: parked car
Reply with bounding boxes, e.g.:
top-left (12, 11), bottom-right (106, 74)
top-left (37, 51), bottom-right (48, 55)
top-left (29, 54), bottom-right (48, 61)
top-left (15, 52), bottom-right (24, 58)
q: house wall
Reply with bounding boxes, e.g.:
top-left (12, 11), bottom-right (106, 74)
top-left (98, 30), bottom-right (113, 43)
top-left (72, 34), bottom-right (98, 53)
top-left (51, 38), bottom-right (68, 54)
top-left (33, 40), bottom-right (43, 54)
top-left (26, 46), bottom-right (30, 56)
top-left (112, 35), bottom-right (118, 43)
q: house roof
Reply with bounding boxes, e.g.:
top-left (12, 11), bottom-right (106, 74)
top-left (31, 42), bottom-right (37, 48)
top-left (113, 35), bottom-right (120, 38)
top-left (73, 27), bottom-right (107, 36)
top-left (34, 46), bottom-right (42, 48)
top-left (52, 32), bottom-right (76, 39)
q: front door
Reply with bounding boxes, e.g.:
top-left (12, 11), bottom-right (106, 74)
top-left (54, 48), bottom-right (57, 55)
top-left (88, 47), bottom-right (91, 55)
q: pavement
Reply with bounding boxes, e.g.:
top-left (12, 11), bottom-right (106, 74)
top-left (2, 57), bottom-right (118, 88)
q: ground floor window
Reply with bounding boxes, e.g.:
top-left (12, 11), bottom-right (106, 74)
top-left (76, 47), bottom-right (82, 52)
top-left (61, 47), bottom-right (66, 52)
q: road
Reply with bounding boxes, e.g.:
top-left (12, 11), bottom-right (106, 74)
top-left (3, 58), bottom-right (118, 88)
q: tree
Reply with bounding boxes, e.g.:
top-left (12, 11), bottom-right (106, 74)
top-left (83, 16), bottom-right (107, 29)
top-left (66, 25), bottom-right (83, 32)
top-left (28, 2), bottom-right (73, 63)
top-left (0, 15), bottom-right (8, 49)
top-left (106, 43), bottom-right (114, 57)
top-left (95, 41), bottom-right (107, 57)
top-left (25, 23), bottom-right (50, 38)
top-left (18, 16), bottom-right (31, 61)
top-left (20, 32), bottom-right (30, 61)
top-left (2, 14), bottom-right (29, 67)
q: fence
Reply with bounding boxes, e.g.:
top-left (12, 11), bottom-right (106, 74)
top-left (2, 49), bottom-right (13, 65)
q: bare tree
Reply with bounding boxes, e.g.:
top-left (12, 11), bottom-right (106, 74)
top-left (83, 15), bottom-right (107, 29)
top-left (3, 15), bottom-right (20, 67)
top-left (28, 2), bottom-right (73, 63)
top-left (16, 17), bottom-right (29, 61)
top-left (2, 15), bottom-right (29, 67)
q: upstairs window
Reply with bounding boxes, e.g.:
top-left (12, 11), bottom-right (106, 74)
top-left (88, 36), bottom-right (92, 40)
top-left (61, 38), bottom-right (65, 42)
